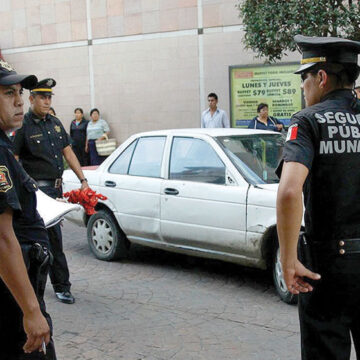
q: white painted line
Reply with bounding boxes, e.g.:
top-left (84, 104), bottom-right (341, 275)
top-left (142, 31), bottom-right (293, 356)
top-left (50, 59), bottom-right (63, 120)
top-left (86, 0), bottom-right (92, 40)
top-left (197, 0), bottom-right (203, 29)
top-left (92, 29), bottom-right (198, 45)
top-left (2, 41), bottom-right (88, 55)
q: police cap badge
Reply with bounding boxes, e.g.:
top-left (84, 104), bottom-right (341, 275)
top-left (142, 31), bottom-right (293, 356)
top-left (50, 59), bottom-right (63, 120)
top-left (294, 35), bottom-right (360, 74)
top-left (31, 78), bottom-right (56, 96)
top-left (0, 59), bottom-right (37, 89)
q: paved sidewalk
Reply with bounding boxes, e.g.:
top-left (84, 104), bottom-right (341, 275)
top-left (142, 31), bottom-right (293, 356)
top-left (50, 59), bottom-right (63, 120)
top-left (44, 221), bottom-right (356, 360)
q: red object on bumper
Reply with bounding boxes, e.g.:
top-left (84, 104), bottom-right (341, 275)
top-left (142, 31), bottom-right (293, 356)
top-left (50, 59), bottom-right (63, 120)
top-left (63, 188), bottom-right (107, 215)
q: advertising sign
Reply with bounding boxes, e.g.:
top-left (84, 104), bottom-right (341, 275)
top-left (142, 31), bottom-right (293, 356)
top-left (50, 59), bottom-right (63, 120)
top-left (229, 63), bottom-right (303, 127)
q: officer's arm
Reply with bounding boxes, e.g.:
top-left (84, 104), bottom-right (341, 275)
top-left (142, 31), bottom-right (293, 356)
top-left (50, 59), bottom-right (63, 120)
top-left (62, 145), bottom-right (89, 190)
top-left (277, 161), bottom-right (321, 294)
top-left (0, 207), bottom-right (50, 353)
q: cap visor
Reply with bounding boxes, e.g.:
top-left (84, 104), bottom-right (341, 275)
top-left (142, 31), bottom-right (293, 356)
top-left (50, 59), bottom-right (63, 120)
top-left (294, 63), bottom-right (317, 74)
top-left (0, 74), bottom-right (37, 89)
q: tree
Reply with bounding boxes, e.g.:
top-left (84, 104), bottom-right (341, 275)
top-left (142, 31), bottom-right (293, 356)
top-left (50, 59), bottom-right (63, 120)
top-left (238, 0), bottom-right (360, 62)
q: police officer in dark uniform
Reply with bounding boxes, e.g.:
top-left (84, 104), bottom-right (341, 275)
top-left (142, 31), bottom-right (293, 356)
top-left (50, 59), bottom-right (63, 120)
top-left (0, 60), bottom-right (56, 358)
top-left (277, 35), bottom-right (360, 359)
top-left (13, 79), bottom-right (89, 304)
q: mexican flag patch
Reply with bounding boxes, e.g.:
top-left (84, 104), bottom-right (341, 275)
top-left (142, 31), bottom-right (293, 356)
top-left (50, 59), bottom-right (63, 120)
top-left (286, 123), bottom-right (298, 142)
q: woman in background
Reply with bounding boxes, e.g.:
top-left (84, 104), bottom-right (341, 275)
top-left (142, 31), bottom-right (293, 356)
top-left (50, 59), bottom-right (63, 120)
top-left (86, 108), bottom-right (110, 165)
top-left (248, 103), bottom-right (284, 132)
top-left (70, 108), bottom-right (89, 166)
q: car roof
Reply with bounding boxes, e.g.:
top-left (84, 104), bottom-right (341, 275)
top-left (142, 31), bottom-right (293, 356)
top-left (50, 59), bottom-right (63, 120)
top-left (132, 128), bottom-right (280, 138)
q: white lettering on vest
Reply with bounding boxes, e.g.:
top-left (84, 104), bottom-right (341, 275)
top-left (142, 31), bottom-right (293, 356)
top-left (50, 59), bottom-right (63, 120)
top-left (328, 126), bottom-right (338, 138)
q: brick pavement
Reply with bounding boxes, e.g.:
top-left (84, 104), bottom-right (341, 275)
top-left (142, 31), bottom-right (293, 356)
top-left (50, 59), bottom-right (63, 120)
top-left (43, 221), bottom-right (356, 360)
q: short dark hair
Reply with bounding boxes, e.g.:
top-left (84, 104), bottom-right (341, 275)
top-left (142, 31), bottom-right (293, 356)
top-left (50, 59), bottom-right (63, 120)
top-left (90, 108), bottom-right (100, 116)
top-left (208, 93), bottom-right (218, 100)
top-left (308, 63), bottom-right (360, 87)
top-left (74, 107), bottom-right (83, 114)
top-left (257, 103), bottom-right (268, 113)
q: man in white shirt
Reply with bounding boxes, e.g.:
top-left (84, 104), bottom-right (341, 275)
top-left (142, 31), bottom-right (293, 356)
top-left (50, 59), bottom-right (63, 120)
top-left (201, 93), bottom-right (230, 128)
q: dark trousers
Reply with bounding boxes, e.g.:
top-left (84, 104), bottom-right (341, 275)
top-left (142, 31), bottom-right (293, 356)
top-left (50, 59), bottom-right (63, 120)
top-left (0, 264), bottom-right (56, 359)
top-left (299, 271), bottom-right (360, 359)
top-left (39, 186), bottom-right (71, 293)
top-left (88, 139), bottom-right (106, 166)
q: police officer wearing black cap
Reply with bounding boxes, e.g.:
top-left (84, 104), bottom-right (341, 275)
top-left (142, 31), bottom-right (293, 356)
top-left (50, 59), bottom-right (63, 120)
top-left (0, 60), bottom-right (57, 358)
top-left (13, 78), bottom-right (89, 305)
top-left (277, 35), bottom-right (360, 359)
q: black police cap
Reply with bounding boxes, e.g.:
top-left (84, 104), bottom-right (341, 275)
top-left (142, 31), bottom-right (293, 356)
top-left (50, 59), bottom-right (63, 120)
top-left (0, 59), bottom-right (37, 89)
top-left (294, 35), bottom-right (360, 74)
top-left (31, 78), bottom-right (56, 95)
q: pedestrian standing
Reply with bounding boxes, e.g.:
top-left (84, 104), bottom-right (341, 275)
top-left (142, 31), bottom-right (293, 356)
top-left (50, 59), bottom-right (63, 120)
top-left (201, 93), bottom-right (230, 128)
top-left (86, 108), bottom-right (110, 165)
top-left (0, 60), bottom-right (56, 358)
top-left (70, 108), bottom-right (89, 166)
top-left (276, 35), bottom-right (360, 359)
top-left (13, 78), bottom-right (89, 304)
top-left (248, 103), bottom-right (284, 132)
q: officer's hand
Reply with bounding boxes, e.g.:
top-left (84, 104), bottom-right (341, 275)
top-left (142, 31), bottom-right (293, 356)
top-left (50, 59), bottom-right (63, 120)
top-left (23, 310), bottom-right (50, 354)
top-left (85, 144), bottom-right (88, 153)
top-left (281, 259), bottom-right (321, 294)
top-left (81, 180), bottom-right (89, 190)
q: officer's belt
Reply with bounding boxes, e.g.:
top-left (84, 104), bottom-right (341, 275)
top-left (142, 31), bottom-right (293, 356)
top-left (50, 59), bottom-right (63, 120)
top-left (36, 178), bottom-right (62, 189)
top-left (313, 238), bottom-right (360, 256)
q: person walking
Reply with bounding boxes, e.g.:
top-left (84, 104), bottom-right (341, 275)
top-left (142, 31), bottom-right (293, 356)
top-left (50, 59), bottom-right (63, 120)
top-left (13, 78), bottom-right (89, 305)
top-left (70, 108), bottom-right (89, 166)
top-left (277, 35), bottom-right (360, 359)
top-left (86, 108), bottom-right (110, 165)
top-left (0, 60), bottom-right (56, 358)
top-left (201, 93), bottom-right (230, 128)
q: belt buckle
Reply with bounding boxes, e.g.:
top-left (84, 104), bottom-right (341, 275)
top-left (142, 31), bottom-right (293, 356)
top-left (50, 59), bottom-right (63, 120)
top-left (54, 178), bottom-right (62, 188)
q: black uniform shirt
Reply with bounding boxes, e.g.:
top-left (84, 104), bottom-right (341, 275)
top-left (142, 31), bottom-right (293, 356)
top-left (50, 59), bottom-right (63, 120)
top-left (0, 130), bottom-right (48, 246)
top-left (70, 119), bottom-right (88, 148)
top-left (277, 89), bottom-right (360, 244)
top-left (13, 109), bottom-right (70, 180)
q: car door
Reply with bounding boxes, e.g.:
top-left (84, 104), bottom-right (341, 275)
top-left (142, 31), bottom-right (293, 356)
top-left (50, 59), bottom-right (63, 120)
top-left (101, 135), bottom-right (166, 241)
top-left (160, 136), bottom-right (249, 255)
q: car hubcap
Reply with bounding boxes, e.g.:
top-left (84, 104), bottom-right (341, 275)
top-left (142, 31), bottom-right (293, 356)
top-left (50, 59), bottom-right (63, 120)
top-left (92, 218), bottom-right (113, 254)
top-left (275, 248), bottom-right (287, 293)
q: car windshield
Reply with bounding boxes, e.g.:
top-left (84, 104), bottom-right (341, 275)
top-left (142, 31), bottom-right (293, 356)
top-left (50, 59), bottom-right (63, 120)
top-left (216, 133), bottom-right (284, 184)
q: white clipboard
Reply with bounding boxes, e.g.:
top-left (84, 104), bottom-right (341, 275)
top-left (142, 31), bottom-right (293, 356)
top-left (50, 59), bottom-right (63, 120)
top-left (36, 189), bottom-right (81, 228)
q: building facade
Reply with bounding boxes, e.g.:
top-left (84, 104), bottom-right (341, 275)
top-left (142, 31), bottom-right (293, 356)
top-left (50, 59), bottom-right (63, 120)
top-left (0, 0), bottom-right (297, 142)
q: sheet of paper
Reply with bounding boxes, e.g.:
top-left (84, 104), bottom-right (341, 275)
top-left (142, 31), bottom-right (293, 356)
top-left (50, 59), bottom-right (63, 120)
top-left (36, 189), bottom-right (81, 228)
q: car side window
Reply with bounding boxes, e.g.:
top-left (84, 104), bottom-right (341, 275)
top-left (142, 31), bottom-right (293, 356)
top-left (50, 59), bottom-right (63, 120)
top-left (170, 137), bottom-right (226, 184)
top-left (108, 140), bottom-right (137, 174)
top-left (128, 136), bottom-right (166, 178)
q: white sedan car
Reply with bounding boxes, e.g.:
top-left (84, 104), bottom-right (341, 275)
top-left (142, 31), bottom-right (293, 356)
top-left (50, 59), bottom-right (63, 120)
top-left (63, 128), bottom-right (295, 303)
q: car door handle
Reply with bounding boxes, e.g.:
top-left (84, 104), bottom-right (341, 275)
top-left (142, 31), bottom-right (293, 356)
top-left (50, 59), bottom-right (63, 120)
top-left (164, 188), bottom-right (179, 195)
top-left (105, 180), bottom-right (116, 187)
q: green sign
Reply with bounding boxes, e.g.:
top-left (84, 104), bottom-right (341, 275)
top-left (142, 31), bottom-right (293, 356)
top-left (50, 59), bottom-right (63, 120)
top-left (229, 63), bottom-right (302, 127)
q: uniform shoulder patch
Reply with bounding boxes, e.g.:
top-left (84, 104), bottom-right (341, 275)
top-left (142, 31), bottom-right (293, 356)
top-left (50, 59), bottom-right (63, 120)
top-left (0, 166), bottom-right (13, 193)
top-left (54, 125), bottom-right (61, 133)
top-left (286, 123), bottom-right (298, 142)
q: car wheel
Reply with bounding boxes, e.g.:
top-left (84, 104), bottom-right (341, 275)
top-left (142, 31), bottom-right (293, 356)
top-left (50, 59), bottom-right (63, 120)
top-left (272, 244), bottom-right (298, 304)
top-left (87, 210), bottom-right (128, 261)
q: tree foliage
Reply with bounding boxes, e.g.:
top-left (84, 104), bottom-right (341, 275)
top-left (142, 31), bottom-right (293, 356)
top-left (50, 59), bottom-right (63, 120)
top-left (238, 0), bottom-right (360, 62)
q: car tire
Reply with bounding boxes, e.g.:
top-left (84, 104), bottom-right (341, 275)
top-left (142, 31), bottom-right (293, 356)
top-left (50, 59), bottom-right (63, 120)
top-left (87, 210), bottom-right (129, 261)
top-left (272, 243), bottom-right (298, 304)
